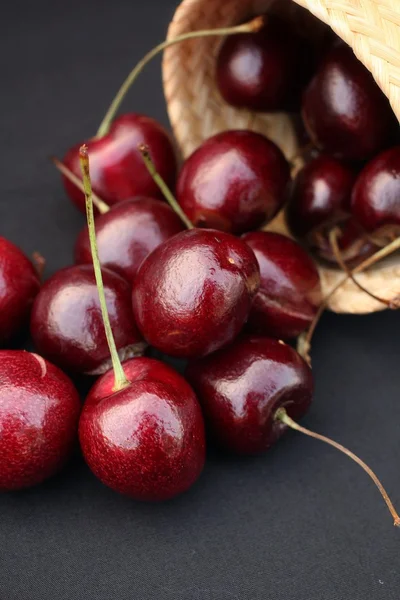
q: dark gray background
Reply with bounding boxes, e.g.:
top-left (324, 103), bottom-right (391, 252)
top-left (1, 1), bottom-right (400, 598)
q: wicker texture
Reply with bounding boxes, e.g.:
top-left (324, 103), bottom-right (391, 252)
top-left (162, 0), bottom-right (400, 313)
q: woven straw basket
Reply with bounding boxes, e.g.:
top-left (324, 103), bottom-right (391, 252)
top-left (162, 0), bottom-right (400, 313)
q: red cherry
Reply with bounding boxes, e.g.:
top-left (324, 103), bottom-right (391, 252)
top-left (302, 43), bottom-right (395, 160)
top-left (187, 336), bottom-right (313, 454)
top-left (242, 232), bottom-right (321, 339)
top-left (186, 336), bottom-right (400, 526)
top-left (176, 130), bottom-right (290, 234)
top-left (287, 155), bottom-right (355, 239)
top-left (216, 16), bottom-right (314, 112)
top-left (62, 114), bottom-right (177, 213)
top-left (132, 228), bottom-right (260, 358)
top-left (79, 357), bottom-right (205, 501)
top-left (30, 265), bottom-right (143, 374)
top-left (0, 350), bottom-right (80, 491)
top-left (74, 197), bottom-right (184, 283)
top-left (287, 156), bottom-right (376, 267)
top-left (0, 237), bottom-right (40, 344)
top-left (351, 146), bottom-right (400, 235)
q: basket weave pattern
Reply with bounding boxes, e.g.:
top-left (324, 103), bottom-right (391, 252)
top-left (162, 0), bottom-right (400, 313)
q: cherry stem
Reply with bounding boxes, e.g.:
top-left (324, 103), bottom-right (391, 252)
top-left (32, 252), bottom-right (46, 281)
top-left (51, 156), bottom-right (109, 215)
top-left (138, 143), bottom-right (194, 229)
top-left (79, 145), bottom-right (129, 392)
top-left (300, 235), bottom-right (400, 363)
top-left (95, 15), bottom-right (265, 138)
top-left (275, 408), bottom-right (400, 527)
top-left (329, 228), bottom-right (394, 308)
top-left (351, 236), bottom-right (400, 274)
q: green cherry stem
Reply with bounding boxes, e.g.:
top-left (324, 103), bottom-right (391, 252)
top-left (275, 408), bottom-right (400, 527)
top-left (79, 145), bottom-right (129, 392)
top-left (96, 15), bottom-right (265, 138)
top-left (138, 143), bottom-right (194, 229)
top-left (52, 156), bottom-right (110, 215)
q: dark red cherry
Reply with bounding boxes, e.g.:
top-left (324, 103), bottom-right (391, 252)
top-left (0, 350), bottom-right (80, 490)
top-left (79, 357), bottom-right (205, 501)
top-left (186, 336), bottom-right (400, 526)
top-left (242, 232), bottom-right (321, 339)
top-left (74, 197), bottom-right (184, 283)
top-left (287, 155), bottom-right (356, 239)
top-left (31, 265), bottom-right (143, 374)
top-left (351, 146), bottom-right (400, 235)
top-left (302, 43), bottom-right (395, 160)
top-left (216, 15), bottom-right (314, 112)
top-left (62, 114), bottom-right (177, 213)
top-left (132, 228), bottom-right (260, 358)
top-left (0, 237), bottom-right (40, 344)
top-left (186, 336), bottom-right (313, 454)
top-left (287, 156), bottom-right (376, 266)
top-left (176, 130), bottom-right (290, 234)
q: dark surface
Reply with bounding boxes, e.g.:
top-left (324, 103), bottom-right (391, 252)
top-left (1, 1), bottom-right (400, 599)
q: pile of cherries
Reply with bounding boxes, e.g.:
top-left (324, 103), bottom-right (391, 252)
top-left (1, 13), bottom-right (399, 526)
top-left (217, 16), bottom-right (400, 266)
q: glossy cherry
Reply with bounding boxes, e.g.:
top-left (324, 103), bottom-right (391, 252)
top-left (74, 197), bottom-right (184, 283)
top-left (186, 336), bottom-right (400, 526)
top-left (287, 155), bottom-right (356, 239)
top-left (187, 336), bottom-right (313, 454)
top-left (0, 237), bottom-right (40, 344)
top-left (351, 146), bottom-right (400, 235)
top-left (0, 350), bottom-right (80, 491)
top-left (287, 156), bottom-right (376, 266)
top-left (242, 232), bottom-right (321, 339)
top-left (132, 228), bottom-right (260, 358)
top-left (30, 265), bottom-right (143, 374)
top-left (62, 114), bottom-right (177, 213)
top-left (79, 357), bottom-right (205, 501)
top-left (302, 43), bottom-right (395, 160)
top-left (216, 15), bottom-right (314, 112)
top-left (176, 130), bottom-right (290, 234)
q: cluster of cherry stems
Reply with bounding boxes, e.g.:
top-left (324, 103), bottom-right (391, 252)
top-left (1, 14), bottom-right (400, 526)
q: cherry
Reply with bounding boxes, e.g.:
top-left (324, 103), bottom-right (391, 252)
top-left (287, 155), bottom-right (355, 239)
top-left (79, 356), bottom-right (205, 501)
top-left (187, 336), bottom-right (313, 454)
top-left (287, 155), bottom-right (376, 267)
top-left (62, 114), bottom-right (177, 213)
top-left (176, 130), bottom-right (290, 234)
top-left (216, 15), bottom-right (314, 112)
top-left (242, 232), bottom-right (321, 339)
top-left (30, 265), bottom-right (144, 375)
top-left (187, 336), bottom-right (400, 525)
top-left (77, 145), bottom-right (205, 501)
top-left (302, 42), bottom-right (396, 161)
top-left (0, 350), bottom-right (80, 491)
top-left (0, 237), bottom-right (41, 345)
top-left (351, 146), bottom-right (400, 236)
top-left (132, 228), bottom-right (260, 358)
top-left (74, 197), bottom-right (184, 283)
